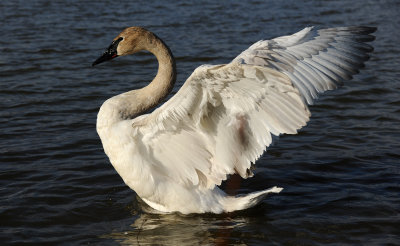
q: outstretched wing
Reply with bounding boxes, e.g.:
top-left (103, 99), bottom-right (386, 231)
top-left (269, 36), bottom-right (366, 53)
top-left (131, 26), bottom-right (375, 189)
top-left (235, 26), bottom-right (376, 104)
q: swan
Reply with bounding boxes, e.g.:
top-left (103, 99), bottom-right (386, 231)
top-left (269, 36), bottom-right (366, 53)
top-left (92, 26), bottom-right (375, 214)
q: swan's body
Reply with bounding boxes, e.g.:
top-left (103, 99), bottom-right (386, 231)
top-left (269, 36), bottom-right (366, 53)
top-left (93, 26), bottom-right (375, 214)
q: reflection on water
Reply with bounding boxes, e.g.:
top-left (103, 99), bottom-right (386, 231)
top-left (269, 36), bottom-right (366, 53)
top-left (108, 212), bottom-right (248, 245)
top-left (106, 198), bottom-right (252, 245)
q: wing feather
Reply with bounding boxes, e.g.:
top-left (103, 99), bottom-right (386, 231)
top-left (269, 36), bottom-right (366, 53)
top-left (130, 26), bottom-right (375, 189)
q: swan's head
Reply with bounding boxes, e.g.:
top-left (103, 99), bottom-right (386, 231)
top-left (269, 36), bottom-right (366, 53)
top-left (92, 27), bottom-right (153, 66)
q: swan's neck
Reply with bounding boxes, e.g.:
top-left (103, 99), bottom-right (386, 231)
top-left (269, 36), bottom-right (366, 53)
top-left (140, 35), bottom-right (176, 110)
top-left (97, 34), bottom-right (176, 128)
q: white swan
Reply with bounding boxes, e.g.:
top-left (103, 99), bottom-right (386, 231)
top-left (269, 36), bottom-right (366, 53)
top-left (93, 26), bottom-right (375, 214)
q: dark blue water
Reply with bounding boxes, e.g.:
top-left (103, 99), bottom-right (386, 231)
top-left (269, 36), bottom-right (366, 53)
top-left (1, 0), bottom-right (399, 245)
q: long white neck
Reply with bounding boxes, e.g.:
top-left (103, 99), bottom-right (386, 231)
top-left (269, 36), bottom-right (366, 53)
top-left (97, 33), bottom-right (176, 128)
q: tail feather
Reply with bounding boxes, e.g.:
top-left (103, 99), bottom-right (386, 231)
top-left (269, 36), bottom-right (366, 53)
top-left (223, 186), bottom-right (283, 212)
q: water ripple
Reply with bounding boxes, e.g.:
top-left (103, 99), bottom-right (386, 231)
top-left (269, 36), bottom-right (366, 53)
top-left (1, 0), bottom-right (399, 245)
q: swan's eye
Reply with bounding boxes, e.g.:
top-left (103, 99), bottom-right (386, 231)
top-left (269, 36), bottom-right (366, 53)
top-left (110, 37), bottom-right (123, 47)
top-left (92, 37), bottom-right (124, 66)
top-left (114, 37), bottom-right (123, 43)
top-left (107, 37), bottom-right (124, 54)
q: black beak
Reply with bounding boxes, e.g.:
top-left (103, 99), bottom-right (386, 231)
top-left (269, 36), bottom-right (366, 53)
top-left (92, 52), bottom-right (117, 66)
top-left (92, 37), bottom-right (123, 66)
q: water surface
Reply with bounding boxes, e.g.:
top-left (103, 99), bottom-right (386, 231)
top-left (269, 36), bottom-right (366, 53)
top-left (1, 0), bottom-right (399, 245)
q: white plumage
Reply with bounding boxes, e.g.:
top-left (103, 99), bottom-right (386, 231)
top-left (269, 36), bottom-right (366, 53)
top-left (93, 26), bottom-right (375, 214)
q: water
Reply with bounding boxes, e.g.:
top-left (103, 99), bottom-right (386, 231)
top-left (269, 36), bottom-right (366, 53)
top-left (1, 0), bottom-right (399, 245)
